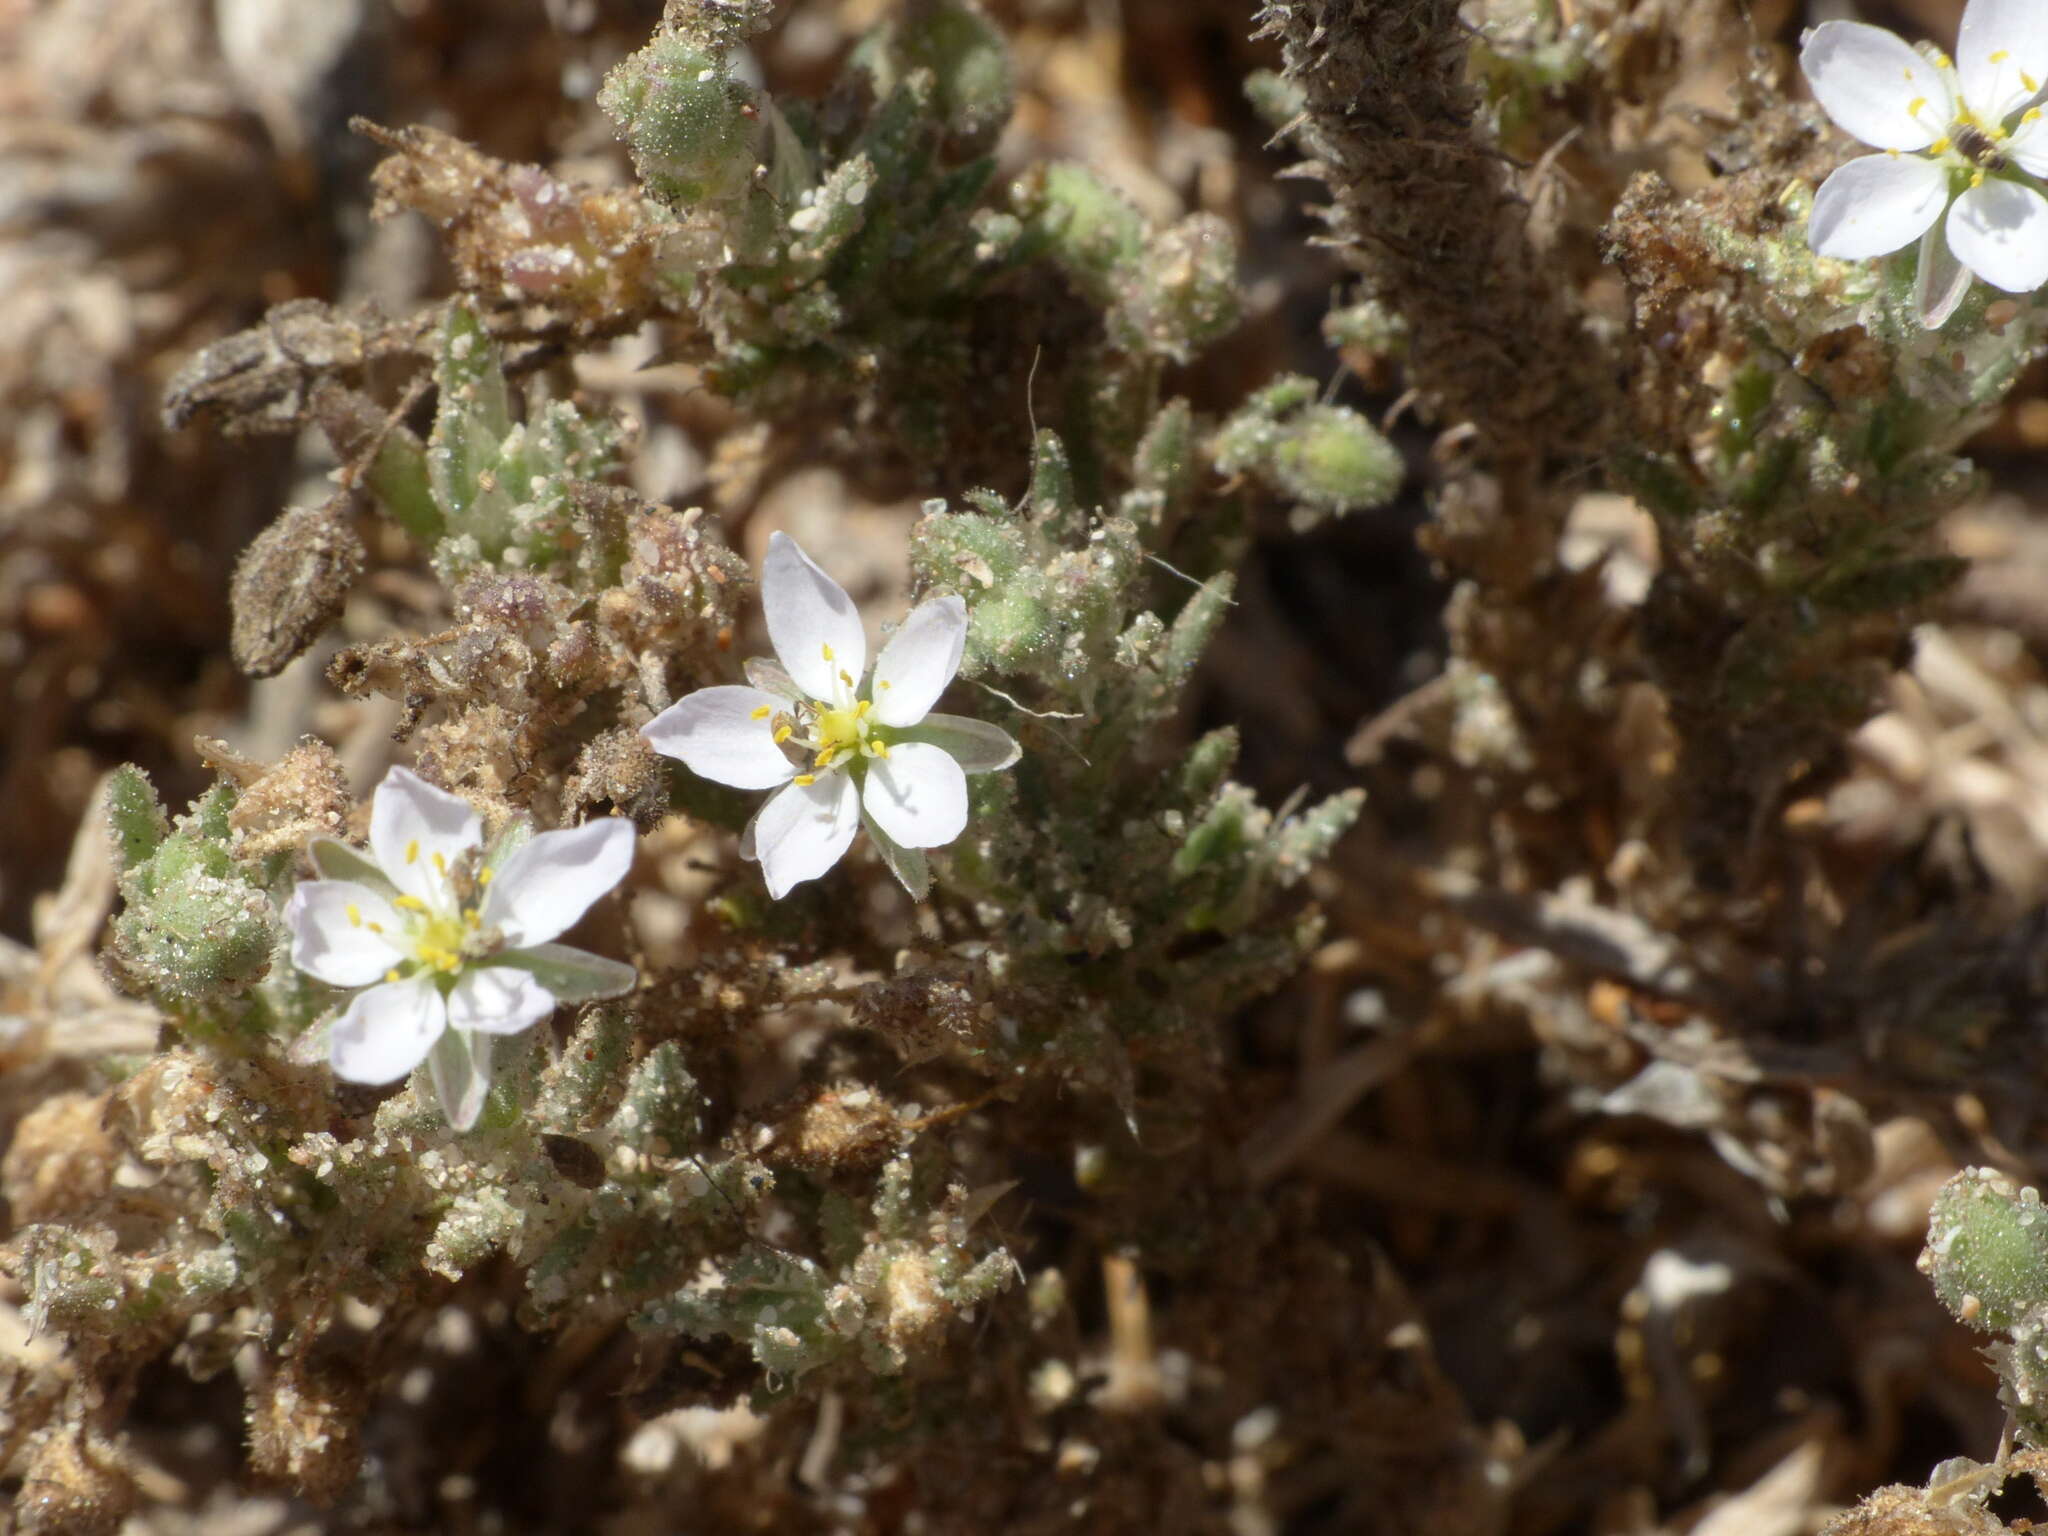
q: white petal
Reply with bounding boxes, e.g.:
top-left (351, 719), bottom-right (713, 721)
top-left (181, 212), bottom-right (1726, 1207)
top-left (762, 532), bottom-right (865, 703)
top-left (368, 766), bottom-right (480, 907)
top-left (871, 595), bottom-right (966, 727)
top-left (1958, 0), bottom-right (2048, 124)
top-left (428, 1028), bottom-right (494, 1132)
top-left (286, 880), bottom-right (406, 988)
top-left (906, 713), bottom-right (1020, 774)
top-left (498, 943), bottom-right (638, 1003)
top-left (1808, 153), bottom-right (1951, 259)
top-left (1916, 220), bottom-right (1975, 327)
top-left (481, 817), bottom-right (636, 947)
top-left (447, 964), bottom-right (559, 1036)
top-left (641, 685), bottom-right (797, 791)
top-left (860, 742), bottom-right (968, 850)
top-left (749, 773), bottom-right (860, 898)
top-left (1947, 177), bottom-right (2048, 291)
top-left (2006, 109), bottom-right (2048, 176)
top-left (330, 976), bottom-right (446, 1084)
top-left (1802, 22), bottom-right (1951, 150)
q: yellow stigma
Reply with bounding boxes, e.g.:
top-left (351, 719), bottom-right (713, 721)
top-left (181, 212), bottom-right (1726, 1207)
top-left (750, 704), bottom-right (772, 719)
top-left (405, 838), bottom-right (420, 864)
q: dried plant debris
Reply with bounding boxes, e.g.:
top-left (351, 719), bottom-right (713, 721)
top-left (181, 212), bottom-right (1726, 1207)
top-left (11, 0), bottom-right (2048, 1532)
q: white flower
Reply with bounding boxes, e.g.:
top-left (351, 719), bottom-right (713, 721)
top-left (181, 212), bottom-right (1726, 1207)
top-left (285, 767), bottom-right (637, 1130)
top-left (1802, 0), bottom-right (2048, 327)
top-left (640, 531), bottom-right (1019, 900)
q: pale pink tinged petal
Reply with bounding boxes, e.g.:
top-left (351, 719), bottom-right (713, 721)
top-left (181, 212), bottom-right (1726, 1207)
top-left (481, 817), bottom-right (636, 947)
top-left (1802, 21), bottom-right (1951, 150)
top-left (749, 772), bottom-right (860, 898)
top-left (762, 532), bottom-right (866, 702)
top-left (1958, 0), bottom-right (2048, 124)
top-left (641, 685), bottom-right (797, 791)
top-left (287, 880), bottom-right (406, 988)
top-left (2005, 110), bottom-right (2048, 175)
top-left (447, 964), bottom-right (559, 1036)
top-left (329, 976), bottom-right (446, 1084)
top-left (428, 1028), bottom-right (494, 1132)
top-left (1808, 153), bottom-right (1950, 259)
top-left (871, 595), bottom-right (967, 726)
top-left (906, 713), bottom-right (1020, 774)
top-left (369, 766), bottom-right (481, 906)
top-left (1948, 178), bottom-right (2048, 291)
top-left (860, 741), bottom-right (968, 850)
top-left (1916, 220), bottom-right (1975, 326)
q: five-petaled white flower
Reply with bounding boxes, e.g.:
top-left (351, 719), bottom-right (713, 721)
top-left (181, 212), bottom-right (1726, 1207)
top-left (640, 531), bottom-right (1019, 900)
top-left (1803, 0), bottom-right (2048, 327)
top-left (285, 767), bottom-right (637, 1130)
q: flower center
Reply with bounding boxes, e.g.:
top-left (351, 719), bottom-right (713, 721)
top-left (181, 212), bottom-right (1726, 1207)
top-left (398, 898), bottom-right (478, 975)
top-left (348, 873), bottom-right (494, 983)
top-left (774, 695), bottom-right (895, 787)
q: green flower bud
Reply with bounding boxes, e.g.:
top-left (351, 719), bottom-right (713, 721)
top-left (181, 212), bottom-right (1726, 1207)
top-left (1923, 1168), bottom-right (2048, 1332)
top-left (599, 36), bottom-right (763, 210)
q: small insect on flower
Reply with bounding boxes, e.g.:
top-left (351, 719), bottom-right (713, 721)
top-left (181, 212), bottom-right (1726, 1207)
top-left (640, 531), bottom-right (1020, 900)
top-left (285, 766), bottom-right (638, 1130)
top-left (1801, 0), bottom-right (2048, 326)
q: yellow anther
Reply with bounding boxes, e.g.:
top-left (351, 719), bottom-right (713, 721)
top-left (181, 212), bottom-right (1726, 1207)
top-left (1972, 169), bottom-right (1986, 185)
top-left (367, 922), bottom-right (384, 935)
top-left (478, 868), bottom-right (494, 886)
top-left (346, 902), bottom-right (363, 927)
top-left (1931, 137), bottom-right (1951, 154)
top-left (1908, 95), bottom-right (1927, 117)
top-left (879, 679), bottom-right (892, 690)
top-left (873, 741), bottom-right (890, 759)
top-left (1936, 51), bottom-right (1952, 69)
top-left (750, 704), bottom-right (772, 720)
top-left (2028, 108), bottom-right (2044, 123)
top-left (1992, 49), bottom-right (2011, 64)
top-left (814, 746), bottom-right (836, 768)
top-left (855, 699), bottom-right (872, 718)
top-left (774, 725), bottom-right (794, 743)
top-left (2027, 72), bottom-right (2041, 92)
top-left (839, 669), bottom-right (854, 687)
top-left (821, 643), bottom-right (835, 661)
top-left (394, 895), bottom-right (427, 913)
top-left (406, 838), bottom-right (420, 864)
top-left (431, 851), bottom-right (447, 876)
top-left (794, 773), bottom-right (817, 786)
top-left (464, 908), bottom-right (481, 929)
top-left (385, 968), bottom-right (402, 983)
